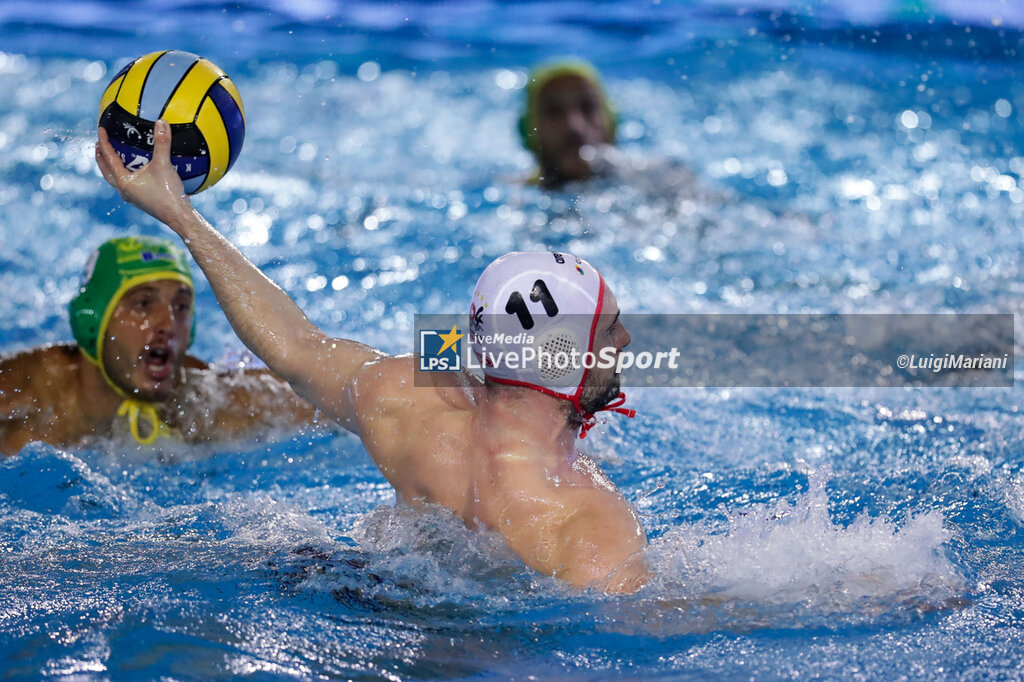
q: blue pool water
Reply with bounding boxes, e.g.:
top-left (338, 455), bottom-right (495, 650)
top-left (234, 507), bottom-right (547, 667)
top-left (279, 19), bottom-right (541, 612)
top-left (2, 1), bottom-right (1024, 678)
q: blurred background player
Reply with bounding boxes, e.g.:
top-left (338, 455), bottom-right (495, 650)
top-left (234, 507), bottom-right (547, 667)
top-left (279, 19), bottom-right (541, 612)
top-left (519, 59), bottom-right (617, 188)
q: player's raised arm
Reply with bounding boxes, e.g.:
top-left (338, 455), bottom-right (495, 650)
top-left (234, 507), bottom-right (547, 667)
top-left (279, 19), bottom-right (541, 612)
top-left (95, 120), bottom-right (382, 428)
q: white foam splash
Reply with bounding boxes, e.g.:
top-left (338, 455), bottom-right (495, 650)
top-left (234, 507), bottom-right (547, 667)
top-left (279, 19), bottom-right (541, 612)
top-left (1003, 476), bottom-right (1024, 525)
top-left (217, 494), bottom-right (337, 550)
top-left (647, 467), bottom-right (964, 614)
top-left (0, 443), bottom-right (135, 519)
top-left (348, 504), bottom-right (530, 601)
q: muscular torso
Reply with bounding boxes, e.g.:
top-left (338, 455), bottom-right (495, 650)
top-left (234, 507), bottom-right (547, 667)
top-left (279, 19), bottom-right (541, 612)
top-left (349, 356), bottom-right (649, 591)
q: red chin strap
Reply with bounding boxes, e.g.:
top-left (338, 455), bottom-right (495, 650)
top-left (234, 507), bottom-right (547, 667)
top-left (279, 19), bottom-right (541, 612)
top-left (578, 392), bottom-right (636, 439)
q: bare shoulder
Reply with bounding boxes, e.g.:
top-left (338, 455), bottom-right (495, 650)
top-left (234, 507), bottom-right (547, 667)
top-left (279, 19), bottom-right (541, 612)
top-left (175, 359), bottom-right (318, 439)
top-left (0, 344), bottom-right (91, 455)
top-left (180, 356), bottom-right (283, 390)
top-left (489, 450), bottom-right (649, 592)
top-left (351, 355), bottom-right (483, 414)
top-left (182, 354), bottom-right (209, 370)
top-left (555, 484), bottom-right (649, 592)
top-left (345, 355), bottom-right (483, 461)
top-left (180, 362), bottom-right (287, 399)
top-left (0, 343), bottom-right (83, 391)
top-left (1, 342), bottom-right (80, 368)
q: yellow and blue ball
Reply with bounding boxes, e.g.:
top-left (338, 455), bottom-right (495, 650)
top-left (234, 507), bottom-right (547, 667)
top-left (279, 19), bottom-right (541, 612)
top-left (98, 50), bottom-right (245, 194)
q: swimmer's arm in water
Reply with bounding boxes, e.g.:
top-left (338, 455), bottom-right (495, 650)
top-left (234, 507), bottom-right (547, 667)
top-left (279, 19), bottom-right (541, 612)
top-left (96, 122), bottom-right (383, 432)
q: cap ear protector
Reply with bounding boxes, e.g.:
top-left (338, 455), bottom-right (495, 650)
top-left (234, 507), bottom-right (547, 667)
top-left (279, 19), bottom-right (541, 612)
top-left (534, 325), bottom-right (584, 384)
top-left (518, 59), bottom-right (618, 153)
top-left (69, 236), bottom-right (195, 375)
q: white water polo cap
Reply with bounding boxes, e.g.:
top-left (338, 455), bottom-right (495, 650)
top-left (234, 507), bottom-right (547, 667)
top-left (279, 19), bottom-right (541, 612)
top-left (470, 251), bottom-right (605, 409)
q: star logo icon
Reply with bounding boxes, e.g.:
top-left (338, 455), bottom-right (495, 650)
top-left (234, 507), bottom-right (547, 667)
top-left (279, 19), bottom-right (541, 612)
top-left (435, 325), bottom-right (463, 356)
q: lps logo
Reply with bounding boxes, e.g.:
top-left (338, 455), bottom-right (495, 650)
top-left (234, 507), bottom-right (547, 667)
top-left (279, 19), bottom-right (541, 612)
top-left (419, 325), bottom-right (463, 371)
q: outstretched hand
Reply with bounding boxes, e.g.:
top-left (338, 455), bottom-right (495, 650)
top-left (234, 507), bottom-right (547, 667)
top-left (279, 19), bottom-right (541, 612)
top-left (96, 119), bottom-right (192, 228)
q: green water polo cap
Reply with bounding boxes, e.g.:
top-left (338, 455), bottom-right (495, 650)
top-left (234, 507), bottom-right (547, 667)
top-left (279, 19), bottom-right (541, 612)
top-left (69, 235), bottom-right (195, 362)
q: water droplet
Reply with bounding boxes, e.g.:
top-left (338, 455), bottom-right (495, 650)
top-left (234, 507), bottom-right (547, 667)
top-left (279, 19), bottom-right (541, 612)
top-left (357, 61), bottom-right (381, 82)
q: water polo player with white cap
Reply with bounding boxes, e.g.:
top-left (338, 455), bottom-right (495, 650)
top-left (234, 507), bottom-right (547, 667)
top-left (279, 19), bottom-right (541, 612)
top-left (469, 251), bottom-right (635, 438)
top-left (97, 124), bottom-right (650, 590)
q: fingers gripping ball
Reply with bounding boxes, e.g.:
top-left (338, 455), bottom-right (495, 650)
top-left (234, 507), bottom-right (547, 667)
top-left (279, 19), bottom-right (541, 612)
top-left (98, 50), bottom-right (245, 194)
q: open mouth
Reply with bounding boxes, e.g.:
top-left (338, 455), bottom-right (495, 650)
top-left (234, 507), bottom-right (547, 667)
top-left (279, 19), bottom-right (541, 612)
top-left (142, 345), bottom-right (174, 381)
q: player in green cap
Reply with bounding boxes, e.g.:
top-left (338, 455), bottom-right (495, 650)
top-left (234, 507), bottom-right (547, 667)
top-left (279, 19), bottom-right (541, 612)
top-left (518, 58), bottom-right (708, 205)
top-left (519, 59), bottom-right (617, 188)
top-left (0, 235), bottom-right (317, 454)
